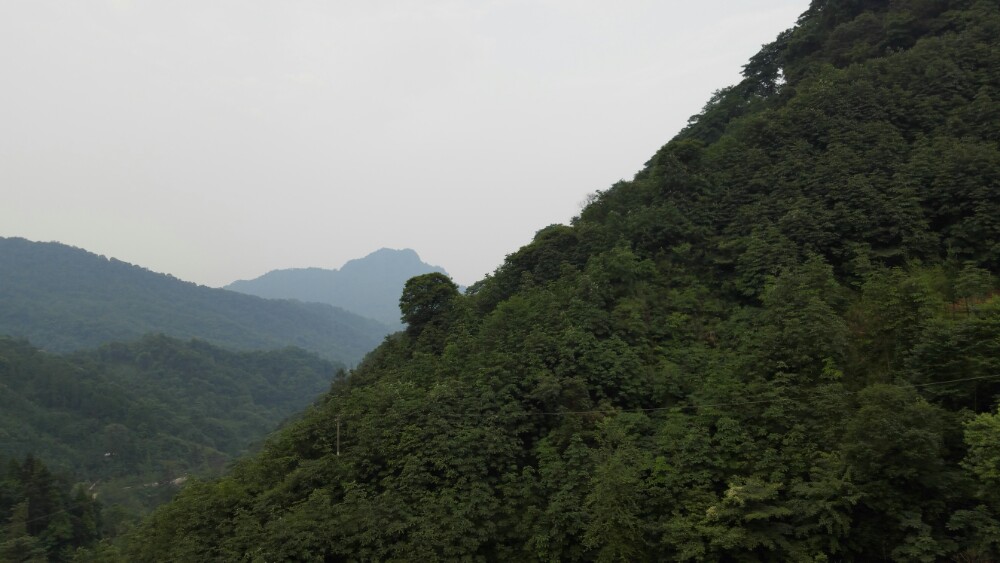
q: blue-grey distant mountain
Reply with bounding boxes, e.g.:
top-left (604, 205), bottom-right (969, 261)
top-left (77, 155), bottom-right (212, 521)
top-left (225, 248), bottom-right (457, 328)
top-left (0, 237), bottom-right (388, 364)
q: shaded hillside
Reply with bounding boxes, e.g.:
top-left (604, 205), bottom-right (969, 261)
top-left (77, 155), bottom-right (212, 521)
top-left (124, 1), bottom-right (1000, 561)
top-left (0, 335), bottom-right (340, 518)
top-left (225, 248), bottom-right (453, 328)
top-left (0, 238), bottom-right (390, 364)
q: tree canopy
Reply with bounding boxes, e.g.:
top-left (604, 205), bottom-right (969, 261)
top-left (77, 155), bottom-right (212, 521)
top-left (399, 272), bottom-right (460, 334)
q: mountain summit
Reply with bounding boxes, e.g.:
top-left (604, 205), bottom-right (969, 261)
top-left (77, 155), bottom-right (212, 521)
top-left (225, 248), bottom-right (454, 328)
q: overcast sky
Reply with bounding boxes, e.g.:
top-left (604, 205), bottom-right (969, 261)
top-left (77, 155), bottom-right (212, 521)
top-left (1, 0), bottom-right (808, 288)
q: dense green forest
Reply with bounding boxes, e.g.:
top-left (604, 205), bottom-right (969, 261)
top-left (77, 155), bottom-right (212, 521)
top-left (0, 456), bottom-right (101, 561)
top-left (226, 248), bottom-right (455, 329)
top-left (0, 334), bottom-right (342, 550)
top-left (0, 237), bottom-right (390, 364)
top-left (71, 0), bottom-right (1000, 560)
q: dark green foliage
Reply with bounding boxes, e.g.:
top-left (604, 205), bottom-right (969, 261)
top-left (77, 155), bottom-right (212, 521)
top-left (906, 297), bottom-right (1000, 410)
top-left (399, 273), bottom-right (460, 335)
top-left (0, 238), bottom-right (389, 364)
top-left (122, 0), bottom-right (1000, 560)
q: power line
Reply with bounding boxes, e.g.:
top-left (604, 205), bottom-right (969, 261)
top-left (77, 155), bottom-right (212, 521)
top-left (16, 500), bottom-right (95, 527)
top-left (910, 373), bottom-right (1000, 388)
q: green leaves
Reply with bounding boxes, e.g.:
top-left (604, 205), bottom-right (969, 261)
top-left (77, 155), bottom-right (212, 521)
top-left (399, 273), bottom-right (461, 349)
top-left (753, 257), bottom-right (849, 379)
top-left (963, 409), bottom-right (1000, 491)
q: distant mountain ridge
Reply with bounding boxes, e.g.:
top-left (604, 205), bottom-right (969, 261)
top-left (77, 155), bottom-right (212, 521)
top-left (0, 237), bottom-right (389, 364)
top-left (225, 248), bottom-right (456, 328)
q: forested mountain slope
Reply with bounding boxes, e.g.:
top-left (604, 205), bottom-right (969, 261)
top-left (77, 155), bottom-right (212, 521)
top-left (0, 238), bottom-right (389, 364)
top-left (0, 335), bottom-right (340, 521)
top-left (225, 248), bottom-right (453, 329)
top-left (124, 1), bottom-right (1000, 560)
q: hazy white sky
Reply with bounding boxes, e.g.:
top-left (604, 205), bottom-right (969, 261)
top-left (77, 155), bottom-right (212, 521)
top-left (1, 0), bottom-right (808, 287)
